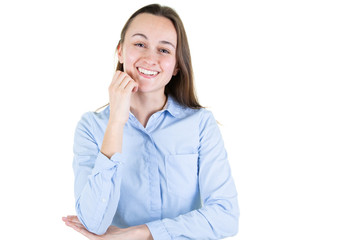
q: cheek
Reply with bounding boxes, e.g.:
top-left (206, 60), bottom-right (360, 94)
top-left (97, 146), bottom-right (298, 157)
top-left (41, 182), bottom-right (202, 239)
top-left (162, 58), bottom-right (177, 75)
top-left (123, 52), bottom-right (137, 74)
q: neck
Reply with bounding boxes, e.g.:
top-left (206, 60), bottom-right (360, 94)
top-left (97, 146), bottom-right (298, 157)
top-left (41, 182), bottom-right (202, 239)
top-left (130, 92), bottom-right (167, 127)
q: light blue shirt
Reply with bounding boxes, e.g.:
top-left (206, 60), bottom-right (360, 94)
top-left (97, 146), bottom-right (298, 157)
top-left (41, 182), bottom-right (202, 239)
top-left (73, 95), bottom-right (239, 239)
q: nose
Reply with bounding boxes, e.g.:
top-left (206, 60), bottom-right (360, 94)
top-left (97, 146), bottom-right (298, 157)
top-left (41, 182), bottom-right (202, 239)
top-left (142, 49), bottom-right (158, 65)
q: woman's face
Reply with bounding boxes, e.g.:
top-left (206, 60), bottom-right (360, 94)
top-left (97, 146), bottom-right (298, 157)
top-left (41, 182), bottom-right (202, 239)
top-left (118, 13), bottom-right (178, 94)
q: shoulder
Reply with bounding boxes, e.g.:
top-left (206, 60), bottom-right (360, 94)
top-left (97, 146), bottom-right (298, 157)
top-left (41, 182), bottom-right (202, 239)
top-left (166, 95), bottom-right (215, 122)
top-left (170, 105), bottom-right (217, 135)
top-left (188, 108), bottom-right (215, 126)
top-left (76, 106), bottom-right (109, 132)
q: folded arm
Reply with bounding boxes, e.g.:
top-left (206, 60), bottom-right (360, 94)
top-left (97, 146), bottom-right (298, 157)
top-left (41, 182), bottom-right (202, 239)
top-left (73, 112), bottom-right (126, 235)
top-left (146, 110), bottom-right (239, 239)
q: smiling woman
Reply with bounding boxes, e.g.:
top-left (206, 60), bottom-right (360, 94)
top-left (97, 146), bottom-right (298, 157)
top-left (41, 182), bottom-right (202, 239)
top-left (62, 4), bottom-right (239, 240)
top-left (117, 13), bottom-right (178, 95)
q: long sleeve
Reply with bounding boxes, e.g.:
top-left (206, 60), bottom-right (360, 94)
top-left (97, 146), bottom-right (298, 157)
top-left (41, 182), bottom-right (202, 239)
top-left (73, 112), bottom-right (126, 235)
top-left (146, 110), bottom-right (239, 239)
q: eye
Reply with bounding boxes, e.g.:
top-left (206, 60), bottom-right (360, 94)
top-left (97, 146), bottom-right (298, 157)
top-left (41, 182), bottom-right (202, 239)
top-left (160, 48), bottom-right (170, 54)
top-left (135, 43), bottom-right (145, 48)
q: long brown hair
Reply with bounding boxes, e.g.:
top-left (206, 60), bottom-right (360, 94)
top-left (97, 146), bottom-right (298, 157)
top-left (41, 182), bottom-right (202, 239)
top-left (115, 4), bottom-right (202, 109)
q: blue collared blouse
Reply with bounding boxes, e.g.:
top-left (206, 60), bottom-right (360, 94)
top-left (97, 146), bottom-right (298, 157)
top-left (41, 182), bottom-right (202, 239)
top-left (73, 95), bottom-right (239, 239)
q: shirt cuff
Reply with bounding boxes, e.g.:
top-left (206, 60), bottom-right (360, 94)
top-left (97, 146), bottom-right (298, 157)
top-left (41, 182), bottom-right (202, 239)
top-left (92, 152), bottom-right (125, 174)
top-left (146, 220), bottom-right (171, 240)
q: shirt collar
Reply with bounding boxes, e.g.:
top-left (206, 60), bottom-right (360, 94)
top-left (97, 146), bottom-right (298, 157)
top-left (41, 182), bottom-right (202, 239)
top-left (164, 95), bottom-right (186, 118)
top-left (103, 95), bottom-right (186, 119)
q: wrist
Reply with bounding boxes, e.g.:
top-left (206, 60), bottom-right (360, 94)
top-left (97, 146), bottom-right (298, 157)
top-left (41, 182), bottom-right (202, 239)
top-left (108, 113), bottom-right (129, 126)
top-left (135, 225), bottom-right (153, 240)
top-left (107, 120), bottom-right (126, 129)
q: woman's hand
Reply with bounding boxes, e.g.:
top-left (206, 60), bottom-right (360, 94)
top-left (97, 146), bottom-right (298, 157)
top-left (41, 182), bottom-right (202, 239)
top-left (108, 70), bottom-right (138, 125)
top-left (62, 215), bottom-right (153, 240)
top-left (100, 71), bottom-right (138, 158)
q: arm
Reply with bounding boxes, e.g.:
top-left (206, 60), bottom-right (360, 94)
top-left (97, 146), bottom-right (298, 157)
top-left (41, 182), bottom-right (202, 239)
top-left (146, 110), bottom-right (239, 239)
top-left (73, 71), bottom-right (140, 235)
top-left (73, 112), bottom-right (125, 235)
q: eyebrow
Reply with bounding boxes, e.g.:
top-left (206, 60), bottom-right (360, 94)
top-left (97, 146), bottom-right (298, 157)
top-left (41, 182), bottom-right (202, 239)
top-left (131, 33), bottom-right (176, 49)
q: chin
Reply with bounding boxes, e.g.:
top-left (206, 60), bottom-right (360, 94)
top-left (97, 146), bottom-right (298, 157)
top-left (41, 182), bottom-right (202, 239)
top-left (137, 85), bottom-right (164, 94)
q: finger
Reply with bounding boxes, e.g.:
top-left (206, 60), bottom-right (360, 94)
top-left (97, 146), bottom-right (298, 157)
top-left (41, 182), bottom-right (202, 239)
top-left (66, 220), bottom-right (84, 228)
top-left (62, 216), bottom-right (72, 223)
top-left (64, 219), bottom-right (82, 229)
top-left (68, 223), bottom-right (98, 240)
top-left (111, 71), bottom-right (130, 88)
top-left (124, 79), bottom-right (139, 93)
top-left (65, 215), bottom-right (81, 223)
top-left (110, 70), bottom-right (122, 87)
top-left (132, 84), bottom-right (138, 93)
top-left (118, 75), bottom-right (132, 89)
top-left (65, 221), bottom-right (98, 240)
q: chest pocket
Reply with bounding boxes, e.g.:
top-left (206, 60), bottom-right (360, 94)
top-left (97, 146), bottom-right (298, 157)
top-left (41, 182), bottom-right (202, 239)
top-left (165, 154), bottom-right (199, 199)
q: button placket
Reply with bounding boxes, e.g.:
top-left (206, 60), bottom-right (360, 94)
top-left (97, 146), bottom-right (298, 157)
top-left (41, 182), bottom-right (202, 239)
top-left (146, 134), bottom-right (162, 218)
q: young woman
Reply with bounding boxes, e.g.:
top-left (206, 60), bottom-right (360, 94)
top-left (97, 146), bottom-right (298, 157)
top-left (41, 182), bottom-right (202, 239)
top-left (63, 4), bottom-right (239, 240)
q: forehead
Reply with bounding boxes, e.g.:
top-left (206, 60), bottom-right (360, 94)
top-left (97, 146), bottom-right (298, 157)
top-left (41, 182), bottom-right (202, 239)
top-left (125, 13), bottom-right (177, 45)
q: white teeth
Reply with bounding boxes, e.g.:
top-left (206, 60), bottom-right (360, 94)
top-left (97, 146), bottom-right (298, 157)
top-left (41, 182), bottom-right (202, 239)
top-left (138, 67), bottom-right (158, 76)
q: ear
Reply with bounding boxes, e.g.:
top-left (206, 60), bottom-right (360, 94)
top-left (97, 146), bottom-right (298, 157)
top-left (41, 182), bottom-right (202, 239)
top-left (173, 66), bottom-right (179, 76)
top-left (117, 42), bottom-right (124, 64)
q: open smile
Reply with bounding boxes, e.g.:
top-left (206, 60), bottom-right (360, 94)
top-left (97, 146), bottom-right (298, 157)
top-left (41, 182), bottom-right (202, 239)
top-left (137, 67), bottom-right (159, 77)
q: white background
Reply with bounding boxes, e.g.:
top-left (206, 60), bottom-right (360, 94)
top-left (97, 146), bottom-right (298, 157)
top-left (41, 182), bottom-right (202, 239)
top-left (0, 0), bottom-right (359, 239)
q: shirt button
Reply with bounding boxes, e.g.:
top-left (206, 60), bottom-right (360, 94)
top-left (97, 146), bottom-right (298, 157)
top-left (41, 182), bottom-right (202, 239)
top-left (101, 198), bottom-right (106, 203)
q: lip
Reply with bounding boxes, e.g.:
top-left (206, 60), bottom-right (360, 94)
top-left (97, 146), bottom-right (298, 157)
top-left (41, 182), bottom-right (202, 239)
top-left (137, 67), bottom-right (159, 78)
